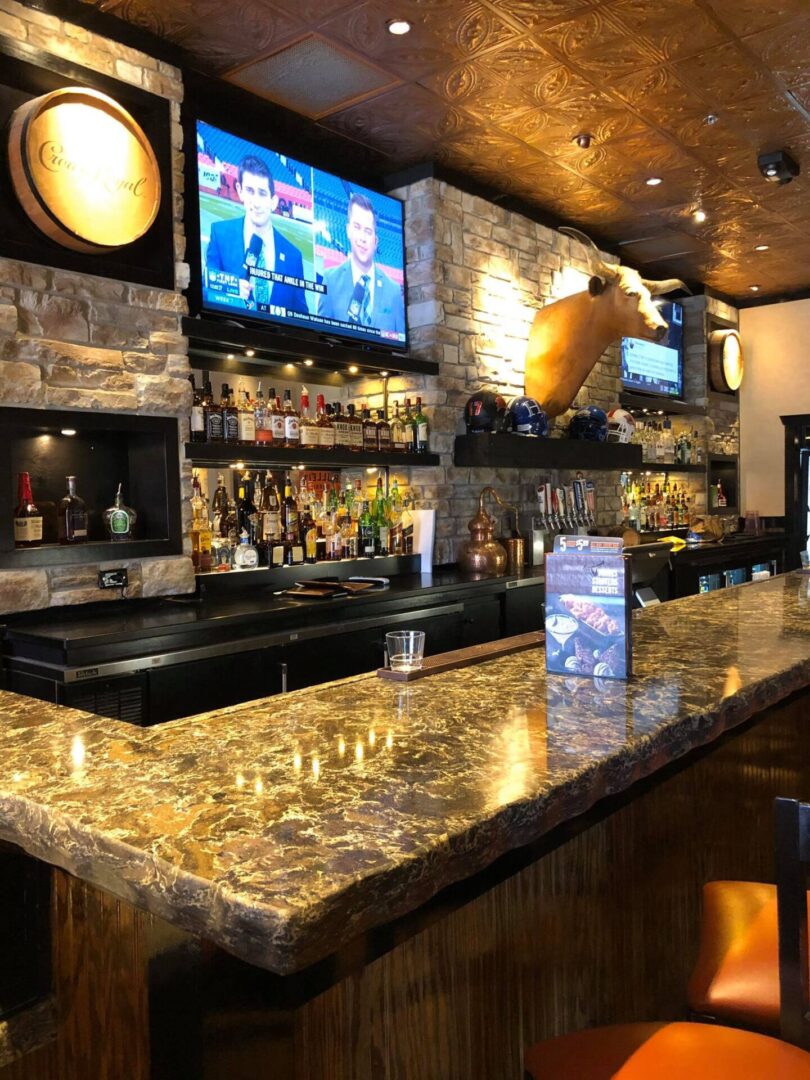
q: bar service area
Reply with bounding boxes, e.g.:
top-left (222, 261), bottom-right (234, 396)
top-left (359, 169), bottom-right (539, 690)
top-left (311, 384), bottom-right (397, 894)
top-left (2, 3), bottom-right (810, 1078)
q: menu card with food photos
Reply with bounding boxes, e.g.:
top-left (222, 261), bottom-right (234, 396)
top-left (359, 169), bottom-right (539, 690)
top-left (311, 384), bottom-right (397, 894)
top-left (545, 536), bottom-right (632, 681)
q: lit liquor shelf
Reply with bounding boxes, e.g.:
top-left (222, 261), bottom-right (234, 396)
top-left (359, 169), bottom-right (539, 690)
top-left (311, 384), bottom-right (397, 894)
top-left (453, 434), bottom-right (642, 471)
top-left (185, 443), bottom-right (441, 469)
top-left (629, 463), bottom-right (706, 474)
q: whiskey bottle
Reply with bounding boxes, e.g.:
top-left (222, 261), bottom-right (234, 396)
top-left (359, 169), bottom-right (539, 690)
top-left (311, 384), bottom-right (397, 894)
top-left (203, 378), bottom-right (223, 442)
top-left (361, 407), bottom-right (378, 452)
top-left (299, 388), bottom-right (320, 449)
top-left (13, 471), bottom-right (43, 549)
top-left (189, 374), bottom-right (205, 443)
top-left (390, 401), bottom-right (407, 453)
top-left (104, 483), bottom-right (136, 540)
top-left (283, 389), bottom-right (300, 448)
top-left (316, 395), bottom-right (335, 450)
top-left (254, 383), bottom-right (271, 444)
top-left (376, 409), bottom-right (392, 453)
top-left (58, 475), bottom-right (88, 544)
top-left (211, 474), bottom-right (230, 535)
top-left (221, 384), bottom-right (239, 443)
top-left (189, 473), bottom-right (213, 572)
top-left (346, 404), bottom-right (364, 451)
top-left (237, 476), bottom-right (259, 544)
top-left (413, 397), bottom-right (429, 454)
top-left (281, 473), bottom-right (300, 545)
top-left (269, 388), bottom-right (285, 445)
top-left (238, 388), bottom-right (256, 444)
top-left (332, 403), bottom-right (350, 450)
top-left (403, 399), bottom-right (418, 453)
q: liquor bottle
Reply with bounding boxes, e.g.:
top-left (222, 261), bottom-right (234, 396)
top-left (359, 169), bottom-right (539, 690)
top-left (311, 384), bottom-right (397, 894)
top-left (359, 500), bottom-right (376, 557)
top-left (238, 388), bottom-right (257, 444)
top-left (413, 397), bottom-right (429, 454)
top-left (376, 409), bottom-right (392, 453)
top-left (390, 401), bottom-right (407, 453)
top-left (389, 478), bottom-right (403, 553)
top-left (237, 476), bottom-right (259, 544)
top-left (203, 377), bottom-right (223, 442)
top-left (14, 471), bottom-right (43, 549)
top-left (281, 473), bottom-right (301, 557)
top-left (254, 383), bottom-right (271, 444)
top-left (221, 384), bottom-right (239, 443)
top-left (283, 389), bottom-right (300, 448)
top-left (103, 483), bottom-right (136, 540)
top-left (189, 473), bottom-right (213, 572)
top-left (316, 395), bottom-right (335, 450)
top-left (403, 399), bottom-right (418, 453)
top-left (233, 530), bottom-right (259, 569)
top-left (332, 403), bottom-right (350, 450)
top-left (260, 474), bottom-right (281, 556)
top-left (346, 404), bottom-right (364, 451)
top-left (211, 473), bottom-right (229, 530)
top-left (716, 481), bottom-right (727, 508)
top-left (362, 407), bottom-right (378, 452)
top-left (375, 488), bottom-right (390, 555)
top-left (299, 388), bottom-right (320, 449)
top-left (268, 388), bottom-right (285, 445)
top-left (694, 431), bottom-right (704, 464)
top-left (58, 475), bottom-right (88, 544)
top-left (189, 374), bottom-right (206, 443)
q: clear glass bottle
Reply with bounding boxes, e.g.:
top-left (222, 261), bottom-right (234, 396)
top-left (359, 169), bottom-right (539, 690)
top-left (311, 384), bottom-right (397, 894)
top-left (413, 397), bottom-right (429, 454)
top-left (254, 383), bottom-right (271, 444)
top-left (104, 483), bottom-right (136, 541)
top-left (14, 471), bottom-right (43, 549)
top-left (299, 388), bottom-right (320, 449)
top-left (59, 475), bottom-right (88, 544)
top-left (390, 401), bottom-right (407, 453)
top-left (189, 373), bottom-right (206, 443)
top-left (359, 500), bottom-right (376, 557)
top-left (233, 530), bottom-right (259, 569)
top-left (283, 389), bottom-right (300, 448)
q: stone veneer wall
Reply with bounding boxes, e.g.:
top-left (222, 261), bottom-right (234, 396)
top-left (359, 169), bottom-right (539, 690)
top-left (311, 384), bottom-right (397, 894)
top-left (0, 0), bottom-right (195, 615)
top-left (360, 177), bottom-right (624, 565)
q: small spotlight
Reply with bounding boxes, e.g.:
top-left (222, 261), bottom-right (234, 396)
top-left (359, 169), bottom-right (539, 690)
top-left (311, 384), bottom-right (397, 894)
top-left (572, 132), bottom-right (593, 150)
top-left (755, 244), bottom-right (769, 252)
top-left (60, 428), bottom-right (77, 436)
top-left (366, 467), bottom-right (377, 475)
top-left (386, 18), bottom-right (411, 34)
top-left (758, 149), bottom-right (800, 186)
top-left (348, 364), bottom-right (359, 374)
top-left (303, 359), bottom-right (313, 367)
top-left (297, 464), bottom-right (305, 470)
top-left (692, 208), bottom-right (707, 223)
top-left (749, 285), bottom-right (760, 292)
top-left (380, 370), bottom-right (389, 377)
top-left (226, 353), bottom-right (235, 360)
top-left (704, 113), bottom-right (719, 126)
top-left (645, 176), bottom-right (663, 186)
top-left (245, 349), bottom-right (255, 357)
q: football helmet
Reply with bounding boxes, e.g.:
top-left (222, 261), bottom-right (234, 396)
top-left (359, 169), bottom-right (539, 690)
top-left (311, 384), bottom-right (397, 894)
top-left (507, 396), bottom-right (549, 437)
top-left (607, 407), bottom-right (636, 444)
top-left (464, 389), bottom-right (508, 433)
top-left (569, 406), bottom-right (608, 442)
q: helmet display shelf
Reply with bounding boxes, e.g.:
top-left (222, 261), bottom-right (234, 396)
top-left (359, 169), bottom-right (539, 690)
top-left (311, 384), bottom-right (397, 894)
top-left (453, 433), bottom-right (641, 470)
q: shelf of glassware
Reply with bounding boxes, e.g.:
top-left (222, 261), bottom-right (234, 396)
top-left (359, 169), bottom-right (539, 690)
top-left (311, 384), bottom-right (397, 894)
top-left (184, 443), bottom-right (440, 469)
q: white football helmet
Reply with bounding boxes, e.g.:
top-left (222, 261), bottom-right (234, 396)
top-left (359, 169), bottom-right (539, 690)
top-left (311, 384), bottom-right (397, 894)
top-left (607, 407), bottom-right (636, 444)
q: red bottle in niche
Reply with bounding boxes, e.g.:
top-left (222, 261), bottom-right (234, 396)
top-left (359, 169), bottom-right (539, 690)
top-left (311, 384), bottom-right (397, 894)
top-left (14, 471), bottom-right (43, 548)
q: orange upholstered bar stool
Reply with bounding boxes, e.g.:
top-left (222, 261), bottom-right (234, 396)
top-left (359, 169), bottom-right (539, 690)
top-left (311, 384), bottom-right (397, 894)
top-left (524, 799), bottom-right (810, 1079)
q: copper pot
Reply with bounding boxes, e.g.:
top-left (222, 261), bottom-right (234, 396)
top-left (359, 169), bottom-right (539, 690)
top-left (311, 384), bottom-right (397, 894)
top-left (458, 486), bottom-right (517, 575)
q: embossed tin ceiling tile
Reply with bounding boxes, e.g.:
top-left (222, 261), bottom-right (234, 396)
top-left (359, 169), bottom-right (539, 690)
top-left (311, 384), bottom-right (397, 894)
top-left (419, 62), bottom-right (534, 121)
top-left (270, 0), bottom-right (358, 25)
top-left (481, 0), bottom-right (594, 33)
top-left (610, 4), bottom-right (731, 63)
top-left (608, 131), bottom-right (700, 176)
top-left (705, 0), bottom-right (809, 37)
top-left (176, 0), bottom-right (304, 72)
top-left (92, 0), bottom-right (195, 38)
top-left (743, 16), bottom-right (810, 84)
top-left (481, 39), bottom-right (561, 86)
top-left (673, 43), bottom-right (778, 105)
top-left (573, 36), bottom-right (666, 82)
top-left (618, 230), bottom-right (710, 262)
top-left (538, 7), bottom-right (629, 58)
top-left (722, 96), bottom-right (809, 146)
top-left (317, 83), bottom-right (454, 158)
top-left (611, 63), bottom-right (697, 115)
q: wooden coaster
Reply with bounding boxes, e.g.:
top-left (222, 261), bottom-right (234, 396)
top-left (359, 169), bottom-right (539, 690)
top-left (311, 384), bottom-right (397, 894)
top-left (377, 631), bottom-right (544, 682)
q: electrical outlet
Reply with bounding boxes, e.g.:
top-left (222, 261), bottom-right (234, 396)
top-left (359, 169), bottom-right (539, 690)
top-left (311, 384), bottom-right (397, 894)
top-left (98, 568), bottom-right (128, 590)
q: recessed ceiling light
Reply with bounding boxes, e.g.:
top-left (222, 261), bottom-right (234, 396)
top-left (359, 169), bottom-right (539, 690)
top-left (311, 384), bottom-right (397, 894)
top-left (348, 364), bottom-right (359, 374)
top-left (572, 132), bottom-right (593, 150)
top-left (61, 428), bottom-right (77, 436)
top-left (226, 353), bottom-right (235, 360)
top-left (704, 113), bottom-right (719, 126)
top-left (646, 176), bottom-right (663, 186)
top-left (749, 285), bottom-right (760, 292)
top-left (245, 349), bottom-right (255, 357)
top-left (692, 208), bottom-right (707, 223)
top-left (386, 18), bottom-right (411, 35)
top-left (380, 370), bottom-right (389, 377)
top-left (755, 244), bottom-right (770, 252)
top-left (303, 359), bottom-right (313, 366)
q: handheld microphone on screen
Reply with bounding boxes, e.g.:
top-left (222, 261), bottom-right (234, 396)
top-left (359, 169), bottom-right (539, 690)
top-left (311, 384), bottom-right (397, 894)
top-left (346, 279), bottom-right (366, 324)
top-left (241, 234), bottom-right (264, 309)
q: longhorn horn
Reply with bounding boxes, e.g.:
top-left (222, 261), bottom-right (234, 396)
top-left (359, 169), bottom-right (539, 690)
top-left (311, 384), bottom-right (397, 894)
top-left (558, 226), bottom-right (619, 281)
top-left (643, 277), bottom-right (692, 296)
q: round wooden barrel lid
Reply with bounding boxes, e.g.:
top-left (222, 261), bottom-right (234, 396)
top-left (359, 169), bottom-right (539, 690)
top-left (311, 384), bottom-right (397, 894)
top-left (708, 328), bottom-right (744, 393)
top-left (8, 87), bottom-right (161, 254)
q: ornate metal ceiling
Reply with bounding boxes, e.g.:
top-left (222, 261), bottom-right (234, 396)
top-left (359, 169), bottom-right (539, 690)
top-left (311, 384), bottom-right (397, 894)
top-left (90, 0), bottom-right (810, 300)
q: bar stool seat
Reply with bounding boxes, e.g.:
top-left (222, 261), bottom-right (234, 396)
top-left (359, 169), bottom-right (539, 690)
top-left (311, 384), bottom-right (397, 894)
top-left (688, 880), bottom-right (810, 1032)
top-left (524, 1020), bottom-right (810, 1078)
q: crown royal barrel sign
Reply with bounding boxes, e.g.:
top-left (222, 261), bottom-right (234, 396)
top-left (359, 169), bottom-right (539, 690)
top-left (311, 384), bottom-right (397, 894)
top-left (8, 87), bottom-right (161, 254)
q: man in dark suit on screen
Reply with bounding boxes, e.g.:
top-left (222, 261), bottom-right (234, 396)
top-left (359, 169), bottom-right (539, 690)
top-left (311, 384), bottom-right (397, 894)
top-left (205, 155), bottom-right (309, 315)
top-left (317, 193), bottom-right (405, 335)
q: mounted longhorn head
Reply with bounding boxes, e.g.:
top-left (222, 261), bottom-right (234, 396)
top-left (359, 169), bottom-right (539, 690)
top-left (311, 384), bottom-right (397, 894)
top-left (525, 227), bottom-right (689, 416)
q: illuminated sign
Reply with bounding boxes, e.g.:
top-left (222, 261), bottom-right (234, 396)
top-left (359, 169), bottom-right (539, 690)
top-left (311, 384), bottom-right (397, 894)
top-left (709, 329), bottom-right (744, 393)
top-left (8, 87), bottom-right (161, 254)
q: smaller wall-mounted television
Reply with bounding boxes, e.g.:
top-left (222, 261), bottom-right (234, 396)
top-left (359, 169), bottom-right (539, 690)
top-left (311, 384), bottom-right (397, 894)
top-left (194, 120), bottom-right (407, 350)
top-left (621, 301), bottom-right (684, 398)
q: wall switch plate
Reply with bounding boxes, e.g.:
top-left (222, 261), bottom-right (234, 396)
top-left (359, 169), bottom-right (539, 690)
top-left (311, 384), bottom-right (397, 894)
top-left (98, 568), bottom-right (128, 590)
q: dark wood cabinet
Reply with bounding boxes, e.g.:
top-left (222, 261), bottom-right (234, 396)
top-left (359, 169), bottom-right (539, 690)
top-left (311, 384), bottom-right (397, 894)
top-left (461, 597), bottom-right (503, 647)
top-left (148, 647), bottom-right (284, 724)
top-left (504, 583), bottom-right (544, 636)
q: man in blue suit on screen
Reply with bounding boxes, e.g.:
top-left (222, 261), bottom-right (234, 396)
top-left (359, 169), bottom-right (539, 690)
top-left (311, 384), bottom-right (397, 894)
top-left (318, 193), bottom-right (405, 335)
top-left (205, 155), bottom-right (309, 315)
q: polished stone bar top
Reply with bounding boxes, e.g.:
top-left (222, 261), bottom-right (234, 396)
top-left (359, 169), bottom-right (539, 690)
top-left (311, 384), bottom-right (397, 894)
top-left (1, 572), bottom-right (810, 975)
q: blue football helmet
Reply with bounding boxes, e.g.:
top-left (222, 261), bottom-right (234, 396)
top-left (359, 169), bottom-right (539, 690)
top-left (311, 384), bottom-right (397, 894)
top-left (569, 406), bottom-right (608, 441)
top-left (508, 396), bottom-right (549, 437)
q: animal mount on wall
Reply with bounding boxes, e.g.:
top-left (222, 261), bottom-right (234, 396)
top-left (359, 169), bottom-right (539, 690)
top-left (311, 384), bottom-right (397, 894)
top-left (524, 228), bottom-right (689, 417)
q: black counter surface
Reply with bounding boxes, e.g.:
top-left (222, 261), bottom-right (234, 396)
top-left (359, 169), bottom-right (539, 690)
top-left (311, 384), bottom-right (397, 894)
top-left (1, 567), bottom-right (545, 666)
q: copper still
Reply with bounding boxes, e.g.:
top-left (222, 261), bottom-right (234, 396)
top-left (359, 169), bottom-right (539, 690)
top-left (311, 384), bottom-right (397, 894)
top-left (458, 486), bottom-right (520, 575)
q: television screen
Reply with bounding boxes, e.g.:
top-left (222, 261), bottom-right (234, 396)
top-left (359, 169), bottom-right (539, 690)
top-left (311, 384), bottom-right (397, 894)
top-left (621, 301), bottom-right (684, 398)
top-left (195, 120), bottom-right (407, 349)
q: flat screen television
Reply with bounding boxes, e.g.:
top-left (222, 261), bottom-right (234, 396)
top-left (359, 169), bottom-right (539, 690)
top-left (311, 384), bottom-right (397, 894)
top-left (194, 119), bottom-right (407, 350)
top-left (621, 301), bottom-right (684, 398)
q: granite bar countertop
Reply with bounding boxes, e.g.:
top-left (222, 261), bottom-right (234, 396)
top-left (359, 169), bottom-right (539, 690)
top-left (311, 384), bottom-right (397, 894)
top-left (1, 572), bottom-right (809, 975)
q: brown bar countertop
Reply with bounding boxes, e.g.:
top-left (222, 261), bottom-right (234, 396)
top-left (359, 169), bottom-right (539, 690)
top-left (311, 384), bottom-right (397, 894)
top-left (1, 571), bottom-right (809, 975)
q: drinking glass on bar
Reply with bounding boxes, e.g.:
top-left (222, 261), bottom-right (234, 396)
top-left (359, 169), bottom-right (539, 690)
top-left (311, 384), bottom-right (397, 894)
top-left (386, 631), bottom-right (426, 672)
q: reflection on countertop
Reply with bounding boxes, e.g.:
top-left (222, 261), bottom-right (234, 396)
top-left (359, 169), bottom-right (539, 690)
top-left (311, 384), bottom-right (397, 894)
top-left (1, 572), bottom-right (809, 975)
